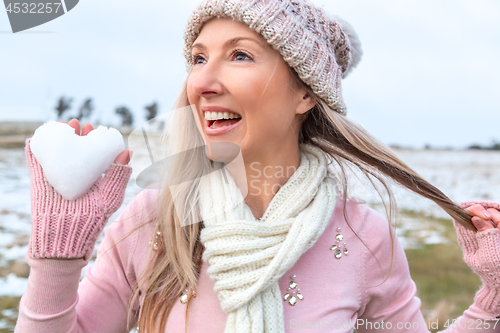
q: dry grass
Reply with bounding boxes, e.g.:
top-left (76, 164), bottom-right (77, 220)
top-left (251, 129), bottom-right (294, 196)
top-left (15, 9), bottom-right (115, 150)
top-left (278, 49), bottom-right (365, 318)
top-left (401, 209), bottom-right (483, 332)
top-left (0, 297), bottom-right (20, 333)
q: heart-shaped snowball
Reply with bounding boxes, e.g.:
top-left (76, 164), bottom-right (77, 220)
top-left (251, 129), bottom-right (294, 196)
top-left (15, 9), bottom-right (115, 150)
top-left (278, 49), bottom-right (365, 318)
top-left (30, 120), bottom-right (125, 201)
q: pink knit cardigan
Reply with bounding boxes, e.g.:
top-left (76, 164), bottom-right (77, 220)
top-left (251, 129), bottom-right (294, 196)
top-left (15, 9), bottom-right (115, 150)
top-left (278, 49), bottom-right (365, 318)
top-left (14, 185), bottom-right (500, 333)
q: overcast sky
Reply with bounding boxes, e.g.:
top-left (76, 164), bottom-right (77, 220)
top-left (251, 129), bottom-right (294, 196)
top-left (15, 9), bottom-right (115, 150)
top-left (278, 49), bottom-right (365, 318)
top-left (1, 0), bottom-right (499, 148)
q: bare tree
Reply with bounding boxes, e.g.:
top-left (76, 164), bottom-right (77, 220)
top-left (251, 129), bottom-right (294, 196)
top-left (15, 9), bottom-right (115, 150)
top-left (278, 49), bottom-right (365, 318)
top-left (76, 98), bottom-right (94, 122)
top-left (145, 101), bottom-right (158, 122)
top-left (115, 106), bottom-right (134, 126)
top-left (54, 96), bottom-right (73, 120)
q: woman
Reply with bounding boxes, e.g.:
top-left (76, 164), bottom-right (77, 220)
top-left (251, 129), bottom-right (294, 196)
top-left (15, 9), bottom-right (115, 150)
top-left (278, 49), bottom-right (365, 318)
top-left (15, 0), bottom-right (500, 332)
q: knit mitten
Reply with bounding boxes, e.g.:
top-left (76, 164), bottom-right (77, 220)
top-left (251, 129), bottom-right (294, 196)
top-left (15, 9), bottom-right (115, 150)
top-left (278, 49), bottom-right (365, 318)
top-left (25, 138), bottom-right (133, 261)
top-left (454, 201), bottom-right (500, 316)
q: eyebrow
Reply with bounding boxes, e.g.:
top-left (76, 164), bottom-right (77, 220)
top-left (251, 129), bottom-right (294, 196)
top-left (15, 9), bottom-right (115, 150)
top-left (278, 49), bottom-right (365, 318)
top-left (192, 37), bottom-right (265, 52)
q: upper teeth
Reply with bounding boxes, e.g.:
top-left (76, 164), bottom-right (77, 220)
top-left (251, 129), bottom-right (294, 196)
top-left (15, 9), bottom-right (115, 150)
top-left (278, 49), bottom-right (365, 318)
top-left (204, 111), bottom-right (241, 120)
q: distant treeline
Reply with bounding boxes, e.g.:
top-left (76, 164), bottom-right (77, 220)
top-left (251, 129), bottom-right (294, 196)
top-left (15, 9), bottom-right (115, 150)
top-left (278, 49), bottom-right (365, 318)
top-left (55, 95), bottom-right (159, 127)
top-left (467, 141), bottom-right (500, 151)
top-left (389, 142), bottom-right (500, 151)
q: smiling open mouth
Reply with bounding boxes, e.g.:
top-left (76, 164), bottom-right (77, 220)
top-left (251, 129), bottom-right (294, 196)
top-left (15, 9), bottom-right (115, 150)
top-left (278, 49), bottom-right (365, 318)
top-left (208, 118), bottom-right (242, 129)
top-left (204, 111), bottom-right (242, 129)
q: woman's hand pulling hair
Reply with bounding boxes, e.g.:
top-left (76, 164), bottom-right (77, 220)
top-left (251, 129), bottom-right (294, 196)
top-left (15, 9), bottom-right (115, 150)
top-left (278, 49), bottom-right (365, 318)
top-left (465, 204), bottom-right (500, 232)
top-left (454, 201), bottom-right (500, 316)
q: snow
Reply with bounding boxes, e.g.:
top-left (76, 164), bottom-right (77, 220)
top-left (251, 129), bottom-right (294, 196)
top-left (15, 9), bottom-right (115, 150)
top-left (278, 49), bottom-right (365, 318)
top-left (29, 120), bottom-right (125, 200)
top-left (0, 274), bottom-right (28, 297)
top-left (341, 148), bottom-right (500, 219)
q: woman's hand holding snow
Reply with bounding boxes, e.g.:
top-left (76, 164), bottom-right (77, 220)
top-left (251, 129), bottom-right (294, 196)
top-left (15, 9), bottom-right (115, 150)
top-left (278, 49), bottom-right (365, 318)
top-left (24, 120), bottom-right (133, 261)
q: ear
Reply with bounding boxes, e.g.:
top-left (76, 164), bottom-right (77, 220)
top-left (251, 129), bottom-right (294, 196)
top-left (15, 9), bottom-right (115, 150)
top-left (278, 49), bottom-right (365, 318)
top-left (295, 92), bottom-right (317, 115)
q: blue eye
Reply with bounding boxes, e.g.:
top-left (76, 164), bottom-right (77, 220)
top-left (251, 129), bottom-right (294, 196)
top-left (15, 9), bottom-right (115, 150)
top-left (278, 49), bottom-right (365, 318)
top-left (232, 50), bottom-right (252, 61)
top-left (191, 50), bottom-right (253, 64)
top-left (192, 55), bottom-right (204, 64)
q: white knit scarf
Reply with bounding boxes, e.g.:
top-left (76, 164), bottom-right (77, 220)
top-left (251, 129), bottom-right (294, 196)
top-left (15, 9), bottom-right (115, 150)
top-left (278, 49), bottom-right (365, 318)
top-left (198, 143), bottom-right (339, 333)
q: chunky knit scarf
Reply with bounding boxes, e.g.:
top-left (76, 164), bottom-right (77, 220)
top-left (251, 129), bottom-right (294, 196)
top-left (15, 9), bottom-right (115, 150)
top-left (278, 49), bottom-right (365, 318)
top-left (198, 143), bottom-right (339, 333)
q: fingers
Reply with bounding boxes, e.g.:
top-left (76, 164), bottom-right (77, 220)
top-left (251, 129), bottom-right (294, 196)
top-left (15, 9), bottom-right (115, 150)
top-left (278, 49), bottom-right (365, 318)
top-left (68, 119), bottom-right (81, 135)
top-left (466, 204), bottom-right (496, 232)
top-left (81, 123), bottom-right (94, 136)
top-left (60, 120), bottom-right (93, 136)
top-left (486, 208), bottom-right (500, 229)
top-left (471, 217), bottom-right (494, 232)
top-left (113, 150), bottom-right (132, 165)
top-left (465, 204), bottom-right (492, 220)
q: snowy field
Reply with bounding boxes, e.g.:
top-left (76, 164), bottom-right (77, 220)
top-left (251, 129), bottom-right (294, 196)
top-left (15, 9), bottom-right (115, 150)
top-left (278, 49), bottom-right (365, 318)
top-left (0, 146), bottom-right (499, 330)
top-left (358, 148), bottom-right (500, 217)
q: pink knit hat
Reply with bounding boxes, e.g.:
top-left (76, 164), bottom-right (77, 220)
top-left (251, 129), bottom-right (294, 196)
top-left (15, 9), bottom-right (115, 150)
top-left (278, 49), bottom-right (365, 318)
top-left (183, 0), bottom-right (363, 115)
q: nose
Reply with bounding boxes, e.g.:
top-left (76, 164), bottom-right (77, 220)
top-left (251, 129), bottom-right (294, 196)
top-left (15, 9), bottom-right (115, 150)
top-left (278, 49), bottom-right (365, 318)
top-left (191, 60), bottom-right (224, 99)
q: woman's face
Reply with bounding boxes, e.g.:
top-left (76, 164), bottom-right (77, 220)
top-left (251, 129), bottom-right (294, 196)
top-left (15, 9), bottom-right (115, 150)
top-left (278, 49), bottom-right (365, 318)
top-left (187, 17), bottom-right (314, 159)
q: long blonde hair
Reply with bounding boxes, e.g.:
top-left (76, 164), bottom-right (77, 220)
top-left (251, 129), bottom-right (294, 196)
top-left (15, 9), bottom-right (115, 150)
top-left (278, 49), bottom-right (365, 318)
top-left (119, 64), bottom-right (475, 333)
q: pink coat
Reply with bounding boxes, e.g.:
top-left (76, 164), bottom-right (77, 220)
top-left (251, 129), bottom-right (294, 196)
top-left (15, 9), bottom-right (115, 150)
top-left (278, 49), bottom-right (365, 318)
top-left (14, 188), bottom-right (500, 332)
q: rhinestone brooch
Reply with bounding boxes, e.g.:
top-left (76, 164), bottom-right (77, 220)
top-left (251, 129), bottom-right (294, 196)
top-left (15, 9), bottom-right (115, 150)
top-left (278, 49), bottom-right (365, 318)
top-left (180, 287), bottom-right (196, 304)
top-left (283, 274), bottom-right (303, 306)
top-left (330, 226), bottom-right (348, 259)
top-left (148, 223), bottom-right (162, 251)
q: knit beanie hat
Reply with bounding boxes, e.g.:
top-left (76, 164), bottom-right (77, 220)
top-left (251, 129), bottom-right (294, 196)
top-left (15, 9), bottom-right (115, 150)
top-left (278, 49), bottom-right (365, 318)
top-left (183, 0), bottom-right (363, 115)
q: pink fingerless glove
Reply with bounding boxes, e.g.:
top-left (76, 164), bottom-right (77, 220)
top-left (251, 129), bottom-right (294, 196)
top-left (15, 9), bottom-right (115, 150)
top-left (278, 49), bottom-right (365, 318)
top-left (25, 138), bottom-right (133, 261)
top-left (454, 201), bottom-right (500, 317)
